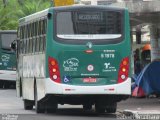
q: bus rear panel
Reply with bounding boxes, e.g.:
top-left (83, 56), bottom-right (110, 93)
top-left (46, 6), bottom-right (131, 96)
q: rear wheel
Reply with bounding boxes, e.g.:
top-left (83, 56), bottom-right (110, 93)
top-left (46, 98), bottom-right (58, 113)
top-left (95, 105), bottom-right (106, 113)
top-left (106, 103), bottom-right (117, 113)
top-left (0, 81), bottom-right (4, 88)
top-left (3, 82), bottom-right (10, 89)
top-left (34, 84), bottom-right (45, 113)
top-left (46, 103), bottom-right (57, 113)
top-left (24, 99), bottom-right (33, 110)
top-left (83, 104), bottom-right (92, 111)
top-left (95, 103), bottom-right (106, 113)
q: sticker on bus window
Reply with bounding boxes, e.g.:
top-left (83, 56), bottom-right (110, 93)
top-left (63, 58), bottom-right (79, 72)
top-left (87, 65), bottom-right (94, 72)
top-left (102, 63), bottom-right (117, 72)
top-left (63, 76), bottom-right (71, 83)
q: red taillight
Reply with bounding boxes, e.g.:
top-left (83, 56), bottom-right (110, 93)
top-left (118, 57), bottom-right (129, 83)
top-left (48, 57), bottom-right (61, 83)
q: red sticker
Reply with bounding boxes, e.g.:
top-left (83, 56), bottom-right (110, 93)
top-left (83, 78), bottom-right (97, 83)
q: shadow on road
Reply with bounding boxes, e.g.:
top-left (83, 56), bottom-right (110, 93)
top-left (46, 108), bottom-right (117, 118)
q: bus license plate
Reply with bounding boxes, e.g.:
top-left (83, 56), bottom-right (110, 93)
top-left (83, 78), bottom-right (97, 83)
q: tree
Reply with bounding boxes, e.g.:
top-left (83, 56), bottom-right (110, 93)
top-left (0, 0), bottom-right (19, 30)
top-left (18, 0), bottom-right (50, 17)
top-left (0, 0), bottom-right (51, 30)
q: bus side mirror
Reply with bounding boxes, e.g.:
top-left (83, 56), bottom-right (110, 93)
top-left (10, 41), bottom-right (17, 51)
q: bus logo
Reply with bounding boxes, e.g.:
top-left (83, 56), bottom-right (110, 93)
top-left (1, 54), bottom-right (10, 62)
top-left (86, 42), bottom-right (93, 49)
top-left (104, 63), bottom-right (110, 69)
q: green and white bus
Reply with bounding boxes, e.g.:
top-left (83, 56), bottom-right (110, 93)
top-left (16, 6), bottom-right (131, 113)
top-left (0, 30), bottom-right (17, 88)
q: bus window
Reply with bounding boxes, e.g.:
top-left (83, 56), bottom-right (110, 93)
top-left (32, 22), bottom-right (36, 53)
top-left (21, 26), bottom-right (24, 39)
top-left (23, 40), bottom-right (26, 54)
top-left (35, 21), bottom-right (39, 52)
top-left (56, 11), bottom-right (122, 42)
top-left (36, 38), bottom-right (40, 53)
top-left (39, 20), bottom-right (43, 52)
top-left (29, 39), bottom-right (33, 53)
top-left (32, 38), bottom-right (35, 53)
top-left (42, 19), bottom-right (47, 52)
top-left (20, 41), bottom-right (23, 54)
top-left (1, 33), bottom-right (17, 50)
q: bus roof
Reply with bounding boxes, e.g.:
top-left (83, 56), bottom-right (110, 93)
top-left (0, 30), bottom-right (17, 33)
top-left (18, 5), bottom-right (126, 25)
top-left (52, 5), bottom-right (127, 11)
top-left (19, 8), bottom-right (49, 25)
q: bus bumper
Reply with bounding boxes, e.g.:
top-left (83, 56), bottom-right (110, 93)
top-left (45, 78), bottom-right (131, 95)
top-left (0, 70), bottom-right (16, 81)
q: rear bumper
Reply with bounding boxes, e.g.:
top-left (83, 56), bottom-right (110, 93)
top-left (0, 70), bottom-right (16, 81)
top-left (45, 78), bottom-right (131, 95)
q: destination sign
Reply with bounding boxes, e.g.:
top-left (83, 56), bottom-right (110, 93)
top-left (76, 12), bottom-right (103, 22)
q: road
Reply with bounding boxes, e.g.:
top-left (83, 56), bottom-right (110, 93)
top-left (0, 89), bottom-right (160, 120)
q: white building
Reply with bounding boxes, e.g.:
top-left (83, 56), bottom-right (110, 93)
top-left (80, 0), bottom-right (155, 5)
top-left (80, 0), bottom-right (118, 5)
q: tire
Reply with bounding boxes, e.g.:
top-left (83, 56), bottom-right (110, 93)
top-left (0, 81), bottom-right (4, 88)
top-left (20, 80), bottom-right (22, 97)
top-left (46, 98), bottom-right (58, 113)
top-left (83, 104), bottom-right (92, 111)
top-left (34, 84), bottom-right (45, 113)
top-left (24, 99), bottom-right (33, 110)
top-left (3, 82), bottom-right (10, 89)
top-left (106, 103), bottom-right (117, 113)
top-left (46, 103), bottom-right (57, 113)
top-left (95, 103), bottom-right (106, 113)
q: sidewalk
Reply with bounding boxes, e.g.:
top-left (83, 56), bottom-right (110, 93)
top-left (117, 97), bottom-right (160, 119)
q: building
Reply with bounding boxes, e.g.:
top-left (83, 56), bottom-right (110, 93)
top-left (80, 0), bottom-right (155, 5)
top-left (80, 0), bottom-right (118, 5)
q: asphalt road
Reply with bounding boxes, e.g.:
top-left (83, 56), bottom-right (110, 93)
top-left (0, 89), bottom-right (160, 120)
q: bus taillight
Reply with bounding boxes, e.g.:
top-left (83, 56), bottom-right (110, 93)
top-left (48, 57), bottom-right (61, 83)
top-left (118, 57), bottom-right (129, 83)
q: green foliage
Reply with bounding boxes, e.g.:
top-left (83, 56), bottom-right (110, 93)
top-left (0, 0), bottom-right (51, 30)
top-left (0, 0), bottom-right (19, 30)
top-left (18, 0), bottom-right (50, 17)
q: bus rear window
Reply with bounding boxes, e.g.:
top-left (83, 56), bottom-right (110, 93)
top-left (1, 34), bottom-right (17, 50)
top-left (56, 11), bottom-right (123, 40)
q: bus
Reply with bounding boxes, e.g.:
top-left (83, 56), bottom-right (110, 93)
top-left (0, 30), bottom-right (17, 88)
top-left (15, 5), bottom-right (131, 113)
